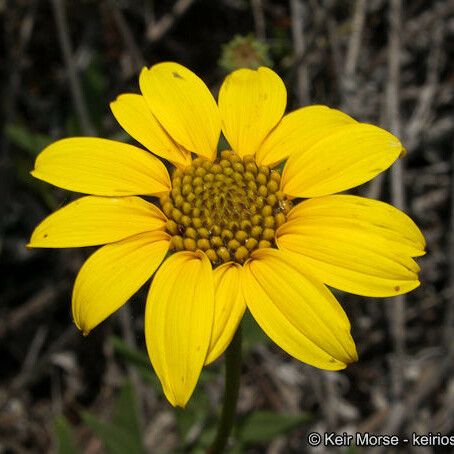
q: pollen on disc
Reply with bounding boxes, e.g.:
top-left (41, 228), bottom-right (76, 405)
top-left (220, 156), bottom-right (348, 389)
top-left (159, 151), bottom-right (292, 266)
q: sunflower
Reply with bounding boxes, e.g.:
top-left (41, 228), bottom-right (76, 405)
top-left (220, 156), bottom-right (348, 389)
top-left (29, 62), bottom-right (425, 407)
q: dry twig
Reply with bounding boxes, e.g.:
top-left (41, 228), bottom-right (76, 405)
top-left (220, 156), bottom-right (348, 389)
top-left (445, 120), bottom-right (454, 357)
top-left (0, 285), bottom-right (64, 339)
top-left (251, 0), bottom-right (266, 40)
top-left (341, 0), bottom-right (367, 110)
top-left (51, 0), bottom-right (96, 136)
top-left (386, 0), bottom-right (406, 402)
top-left (146, 0), bottom-right (196, 43)
top-left (107, 0), bottom-right (146, 73)
top-left (290, 0), bottom-right (310, 105)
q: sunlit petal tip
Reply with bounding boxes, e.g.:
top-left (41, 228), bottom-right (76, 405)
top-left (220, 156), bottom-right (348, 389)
top-left (28, 196), bottom-right (167, 248)
top-left (256, 105), bottom-right (357, 167)
top-left (32, 137), bottom-right (171, 196)
top-left (281, 123), bottom-right (403, 198)
top-left (74, 316), bottom-right (90, 336)
top-left (243, 249), bottom-right (357, 370)
top-left (218, 66), bottom-right (286, 158)
top-left (138, 66), bottom-right (150, 86)
top-left (72, 231), bottom-right (170, 334)
top-left (399, 145), bottom-right (407, 158)
top-left (393, 279), bottom-right (421, 296)
top-left (277, 195), bottom-right (425, 297)
top-left (139, 62), bottom-right (220, 161)
top-left (145, 250), bottom-right (215, 407)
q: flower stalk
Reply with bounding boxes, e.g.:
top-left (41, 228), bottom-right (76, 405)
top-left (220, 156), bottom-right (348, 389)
top-left (208, 325), bottom-right (242, 453)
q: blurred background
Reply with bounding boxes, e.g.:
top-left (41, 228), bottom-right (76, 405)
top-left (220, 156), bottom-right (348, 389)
top-left (1, 0), bottom-right (453, 452)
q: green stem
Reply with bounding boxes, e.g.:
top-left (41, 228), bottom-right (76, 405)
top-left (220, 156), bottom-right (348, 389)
top-left (207, 326), bottom-right (242, 454)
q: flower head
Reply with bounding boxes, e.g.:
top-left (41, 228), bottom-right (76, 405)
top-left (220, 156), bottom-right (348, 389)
top-left (219, 34), bottom-right (272, 72)
top-left (29, 62), bottom-right (425, 407)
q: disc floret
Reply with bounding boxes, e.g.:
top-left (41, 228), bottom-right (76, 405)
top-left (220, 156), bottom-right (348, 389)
top-left (160, 151), bottom-right (292, 266)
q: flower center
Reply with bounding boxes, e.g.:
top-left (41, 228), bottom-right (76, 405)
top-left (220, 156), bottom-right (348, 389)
top-left (160, 151), bottom-right (292, 266)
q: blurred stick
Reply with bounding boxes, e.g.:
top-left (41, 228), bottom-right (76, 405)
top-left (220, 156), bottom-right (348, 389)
top-left (404, 16), bottom-right (444, 151)
top-left (290, 0), bottom-right (310, 105)
top-left (366, 173), bottom-right (384, 199)
top-left (1, 2), bottom-right (38, 224)
top-left (3, 2), bottom-right (38, 133)
top-left (146, 0), bottom-right (196, 43)
top-left (445, 127), bottom-right (454, 356)
top-left (386, 0), bottom-right (405, 401)
top-left (368, 356), bottom-right (452, 447)
top-left (326, 16), bottom-right (343, 95)
top-left (0, 284), bottom-right (64, 339)
top-left (51, 0), bottom-right (96, 136)
top-left (144, 1), bottom-right (157, 31)
top-left (341, 0), bottom-right (366, 110)
top-left (251, 0), bottom-right (266, 40)
top-left (20, 326), bottom-right (48, 375)
top-left (107, 0), bottom-right (145, 72)
top-left (6, 327), bottom-right (77, 398)
top-left (344, 0), bottom-right (366, 81)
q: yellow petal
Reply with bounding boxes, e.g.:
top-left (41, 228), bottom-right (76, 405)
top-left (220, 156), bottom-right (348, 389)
top-left (255, 105), bottom-right (356, 167)
top-left (110, 94), bottom-right (191, 167)
top-left (281, 123), bottom-right (403, 197)
top-left (145, 251), bottom-right (214, 407)
top-left (72, 231), bottom-right (170, 335)
top-left (28, 196), bottom-right (166, 248)
top-left (218, 67), bottom-right (286, 158)
top-left (32, 138), bottom-right (170, 196)
top-left (242, 248), bottom-right (357, 370)
top-left (287, 194), bottom-right (425, 256)
top-left (205, 263), bottom-right (246, 365)
top-left (277, 195), bottom-right (424, 297)
top-left (139, 63), bottom-right (220, 160)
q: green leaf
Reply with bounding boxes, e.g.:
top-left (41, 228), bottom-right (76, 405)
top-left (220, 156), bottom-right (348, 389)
top-left (82, 382), bottom-right (145, 454)
top-left (110, 336), bottom-right (150, 370)
top-left (54, 416), bottom-right (79, 454)
top-left (224, 444), bottom-right (243, 454)
top-left (237, 411), bottom-right (312, 444)
top-left (112, 382), bottom-right (143, 446)
top-left (5, 123), bottom-right (52, 156)
top-left (109, 336), bottom-right (163, 393)
top-left (82, 412), bottom-right (139, 454)
top-left (193, 424), bottom-right (217, 451)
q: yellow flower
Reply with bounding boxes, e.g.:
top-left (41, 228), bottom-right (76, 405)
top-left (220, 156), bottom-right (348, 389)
top-left (29, 62), bottom-right (425, 407)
